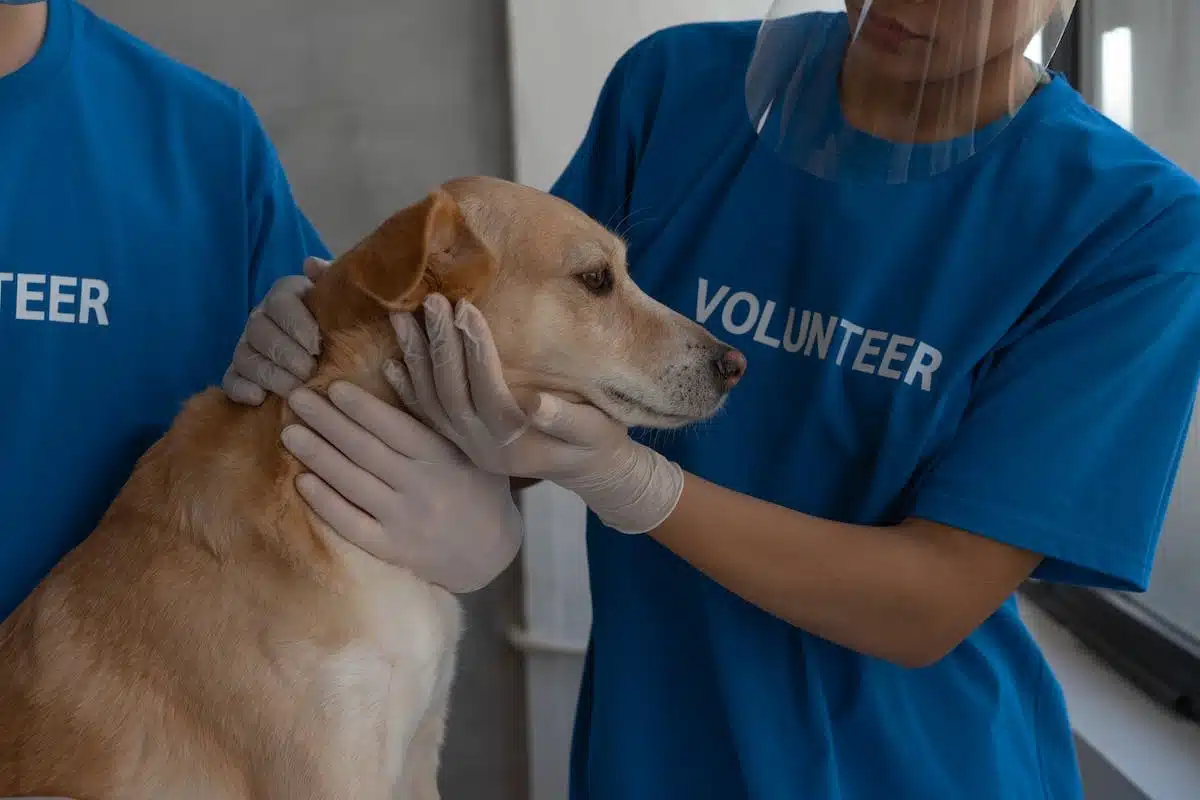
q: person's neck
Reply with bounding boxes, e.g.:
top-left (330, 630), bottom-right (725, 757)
top-left (0, 1), bottom-right (49, 79)
top-left (840, 47), bottom-right (1041, 144)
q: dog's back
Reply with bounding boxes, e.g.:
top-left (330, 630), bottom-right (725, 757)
top-left (2, 389), bottom-right (320, 796)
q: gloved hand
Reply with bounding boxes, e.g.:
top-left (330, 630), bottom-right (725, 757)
top-left (222, 256), bottom-right (330, 405)
top-left (222, 256), bottom-right (523, 591)
top-left (281, 382), bottom-right (525, 593)
top-left (387, 294), bottom-right (685, 534)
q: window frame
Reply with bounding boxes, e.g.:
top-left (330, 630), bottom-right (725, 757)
top-left (1018, 6), bottom-right (1200, 728)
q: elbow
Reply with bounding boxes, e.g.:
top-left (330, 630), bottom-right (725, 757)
top-left (889, 639), bottom-right (958, 670)
top-left (872, 575), bottom-right (998, 668)
top-left (870, 616), bottom-right (972, 670)
top-left (786, 615), bottom-right (965, 669)
top-left (772, 594), bottom-right (969, 668)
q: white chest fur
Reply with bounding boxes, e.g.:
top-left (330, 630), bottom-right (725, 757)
top-left (313, 527), bottom-right (463, 798)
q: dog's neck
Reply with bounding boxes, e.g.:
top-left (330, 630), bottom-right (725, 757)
top-left (128, 264), bottom-right (408, 576)
top-left (294, 262), bottom-right (413, 407)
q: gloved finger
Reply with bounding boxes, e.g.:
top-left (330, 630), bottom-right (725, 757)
top-left (454, 301), bottom-right (529, 445)
top-left (327, 380), bottom-right (465, 464)
top-left (422, 294), bottom-right (476, 425)
top-left (382, 357), bottom-right (424, 418)
top-left (288, 387), bottom-right (423, 492)
top-left (222, 368), bottom-right (266, 406)
top-left (527, 393), bottom-right (622, 448)
top-left (303, 255), bottom-right (332, 282)
top-left (391, 311), bottom-right (455, 435)
top-left (244, 311), bottom-right (317, 380)
top-left (233, 342), bottom-right (304, 397)
top-left (262, 274), bottom-right (321, 357)
top-left (281, 423), bottom-right (394, 516)
top-left (294, 473), bottom-right (393, 558)
top-left (383, 359), bottom-right (466, 446)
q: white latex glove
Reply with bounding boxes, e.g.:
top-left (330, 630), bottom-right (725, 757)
top-left (387, 294), bottom-right (685, 534)
top-left (281, 382), bottom-right (525, 593)
top-left (222, 256), bottom-right (330, 405)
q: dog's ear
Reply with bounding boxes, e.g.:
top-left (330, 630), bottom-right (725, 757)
top-left (420, 189), bottom-right (497, 304)
top-left (343, 188), bottom-right (495, 312)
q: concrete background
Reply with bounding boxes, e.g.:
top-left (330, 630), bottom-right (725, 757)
top-left (84, 0), bottom-right (528, 796)
top-left (92, 0), bottom-right (517, 255)
top-left (506, 0), bottom-right (770, 191)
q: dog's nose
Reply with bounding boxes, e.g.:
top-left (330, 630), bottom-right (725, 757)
top-left (714, 347), bottom-right (747, 390)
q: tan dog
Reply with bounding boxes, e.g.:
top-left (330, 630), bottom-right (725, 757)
top-left (0, 176), bottom-right (744, 800)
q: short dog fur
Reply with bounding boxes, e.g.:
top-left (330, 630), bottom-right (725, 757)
top-left (0, 176), bottom-right (742, 799)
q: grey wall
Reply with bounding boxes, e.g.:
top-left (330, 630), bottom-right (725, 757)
top-left (84, 0), bottom-right (527, 796)
top-left (90, 0), bottom-right (517, 254)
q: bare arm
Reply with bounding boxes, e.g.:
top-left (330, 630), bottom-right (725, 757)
top-left (649, 473), bottom-right (1043, 668)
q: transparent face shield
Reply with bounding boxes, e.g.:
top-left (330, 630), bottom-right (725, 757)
top-left (745, 0), bottom-right (1078, 184)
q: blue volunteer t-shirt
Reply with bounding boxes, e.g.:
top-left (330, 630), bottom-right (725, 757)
top-left (553, 15), bottom-right (1200, 800)
top-left (0, 0), bottom-right (329, 621)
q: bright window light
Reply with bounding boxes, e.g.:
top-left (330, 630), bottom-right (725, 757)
top-left (1101, 26), bottom-right (1133, 130)
top-left (1025, 31), bottom-right (1044, 65)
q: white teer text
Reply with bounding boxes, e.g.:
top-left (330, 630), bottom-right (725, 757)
top-left (0, 272), bottom-right (110, 326)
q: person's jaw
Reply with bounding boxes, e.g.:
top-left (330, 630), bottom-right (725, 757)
top-left (0, 1), bottom-right (49, 80)
top-left (839, 44), bottom-right (1041, 144)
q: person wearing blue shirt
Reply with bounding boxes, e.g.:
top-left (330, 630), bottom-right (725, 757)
top-left (2, 0), bottom-right (526, 650)
top-left (0, 0), bottom-right (337, 621)
top-left (198, 1), bottom-right (1200, 798)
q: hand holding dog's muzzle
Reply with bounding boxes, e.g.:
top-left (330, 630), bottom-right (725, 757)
top-left (389, 294), bottom-right (684, 535)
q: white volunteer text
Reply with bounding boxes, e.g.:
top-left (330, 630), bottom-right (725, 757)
top-left (696, 278), bottom-right (942, 391)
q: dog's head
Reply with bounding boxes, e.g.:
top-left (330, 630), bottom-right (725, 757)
top-left (309, 177), bottom-right (745, 428)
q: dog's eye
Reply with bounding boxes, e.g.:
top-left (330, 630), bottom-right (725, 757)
top-left (577, 268), bottom-right (614, 296)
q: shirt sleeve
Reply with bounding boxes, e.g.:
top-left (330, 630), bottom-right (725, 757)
top-left (911, 198), bottom-right (1200, 592)
top-left (549, 33), bottom-right (659, 226)
top-left (238, 96), bottom-right (332, 309)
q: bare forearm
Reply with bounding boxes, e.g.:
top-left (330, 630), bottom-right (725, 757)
top-left (649, 473), bottom-right (1041, 667)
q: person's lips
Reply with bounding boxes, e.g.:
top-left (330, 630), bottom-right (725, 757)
top-left (855, 11), bottom-right (929, 53)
